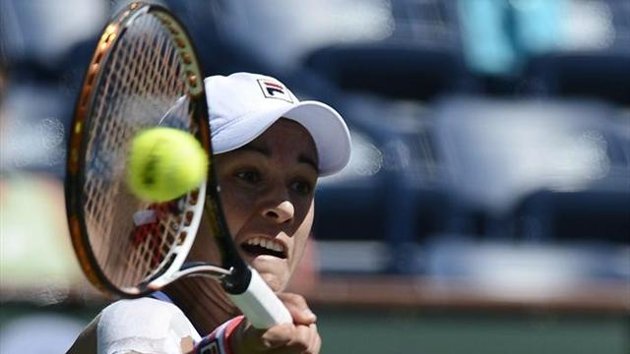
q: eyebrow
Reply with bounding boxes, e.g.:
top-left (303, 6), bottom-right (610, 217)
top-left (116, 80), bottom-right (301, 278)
top-left (239, 144), bottom-right (319, 173)
top-left (299, 154), bottom-right (319, 174)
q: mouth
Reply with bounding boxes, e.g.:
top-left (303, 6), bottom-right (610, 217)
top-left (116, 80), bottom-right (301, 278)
top-left (240, 236), bottom-right (287, 259)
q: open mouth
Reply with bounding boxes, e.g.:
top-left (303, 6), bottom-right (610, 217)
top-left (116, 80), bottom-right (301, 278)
top-left (241, 236), bottom-right (287, 259)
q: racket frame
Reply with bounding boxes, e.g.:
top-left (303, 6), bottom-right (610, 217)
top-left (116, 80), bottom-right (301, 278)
top-left (66, 2), bottom-right (209, 297)
top-left (65, 1), bottom-right (292, 328)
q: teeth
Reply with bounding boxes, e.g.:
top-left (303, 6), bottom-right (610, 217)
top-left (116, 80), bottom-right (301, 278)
top-left (246, 237), bottom-right (284, 253)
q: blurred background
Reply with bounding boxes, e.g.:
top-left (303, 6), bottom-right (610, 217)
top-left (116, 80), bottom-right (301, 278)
top-left (1, 0), bottom-right (628, 353)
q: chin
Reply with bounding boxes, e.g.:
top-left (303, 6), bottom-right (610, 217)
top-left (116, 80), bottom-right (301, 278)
top-left (257, 270), bottom-right (288, 293)
top-left (245, 255), bottom-right (290, 293)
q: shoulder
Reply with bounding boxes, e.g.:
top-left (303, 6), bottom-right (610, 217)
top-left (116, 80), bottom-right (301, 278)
top-left (97, 297), bottom-right (200, 353)
top-left (99, 297), bottom-right (187, 326)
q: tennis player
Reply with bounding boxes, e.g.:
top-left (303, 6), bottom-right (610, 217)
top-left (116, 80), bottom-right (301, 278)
top-left (67, 72), bottom-right (352, 354)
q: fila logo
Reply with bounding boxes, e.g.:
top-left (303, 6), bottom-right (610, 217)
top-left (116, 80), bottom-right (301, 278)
top-left (257, 79), bottom-right (294, 103)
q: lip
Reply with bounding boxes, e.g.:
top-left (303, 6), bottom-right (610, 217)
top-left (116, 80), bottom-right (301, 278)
top-left (239, 234), bottom-right (289, 259)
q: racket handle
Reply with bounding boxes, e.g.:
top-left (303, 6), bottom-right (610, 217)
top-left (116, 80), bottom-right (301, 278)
top-left (228, 268), bottom-right (293, 329)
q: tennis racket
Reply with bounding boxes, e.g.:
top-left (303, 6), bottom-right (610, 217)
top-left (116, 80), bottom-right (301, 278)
top-left (64, 1), bottom-right (291, 329)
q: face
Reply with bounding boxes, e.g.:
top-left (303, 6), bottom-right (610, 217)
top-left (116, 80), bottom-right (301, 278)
top-left (215, 119), bottom-right (318, 292)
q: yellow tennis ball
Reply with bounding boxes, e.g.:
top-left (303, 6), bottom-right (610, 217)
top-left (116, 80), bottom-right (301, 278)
top-left (126, 127), bottom-right (208, 202)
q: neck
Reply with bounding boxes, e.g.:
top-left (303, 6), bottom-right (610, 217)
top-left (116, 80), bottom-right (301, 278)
top-left (164, 277), bottom-right (240, 335)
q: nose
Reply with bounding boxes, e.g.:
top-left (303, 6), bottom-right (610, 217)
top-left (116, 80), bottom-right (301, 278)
top-left (262, 200), bottom-right (295, 224)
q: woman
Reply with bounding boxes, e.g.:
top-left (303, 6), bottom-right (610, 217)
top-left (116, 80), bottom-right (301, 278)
top-left (67, 72), bottom-right (352, 354)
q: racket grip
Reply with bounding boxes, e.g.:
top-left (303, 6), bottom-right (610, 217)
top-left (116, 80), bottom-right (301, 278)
top-left (228, 269), bottom-right (293, 329)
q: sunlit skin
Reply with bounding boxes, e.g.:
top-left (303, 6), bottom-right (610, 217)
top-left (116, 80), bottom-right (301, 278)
top-left (67, 118), bottom-right (323, 354)
top-left (215, 118), bottom-right (319, 293)
top-left (175, 118), bottom-right (322, 353)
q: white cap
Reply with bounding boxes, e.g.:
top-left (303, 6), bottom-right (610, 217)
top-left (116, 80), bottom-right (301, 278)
top-left (204, 72), bottom-right (351, 176)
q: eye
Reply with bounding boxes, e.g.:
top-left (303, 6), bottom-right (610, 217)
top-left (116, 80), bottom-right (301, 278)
top-left (291, 179), bottom-right (314, 196)
top-left (236, 170), bottom-right (261, 184)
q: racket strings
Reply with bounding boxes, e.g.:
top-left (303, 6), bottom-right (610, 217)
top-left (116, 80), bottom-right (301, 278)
top-left (81, 11), bottom-right (199, 291)
top-left (128, 202), bottom-right (180, 273)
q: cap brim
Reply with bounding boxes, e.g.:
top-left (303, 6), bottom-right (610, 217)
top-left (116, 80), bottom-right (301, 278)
top-left (211, 101), bottom-right (351, 176)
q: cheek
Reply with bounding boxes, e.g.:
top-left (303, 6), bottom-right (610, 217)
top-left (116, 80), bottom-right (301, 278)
top-left (289, 202), bottom-right (314, 271)
top-left (218, 188), bottom-right (250, 238)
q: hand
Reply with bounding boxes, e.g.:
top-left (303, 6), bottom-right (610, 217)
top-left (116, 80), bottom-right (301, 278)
top-left (231, 293), bottom-right (321, 354)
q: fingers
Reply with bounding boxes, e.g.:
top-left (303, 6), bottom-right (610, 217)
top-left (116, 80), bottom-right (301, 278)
top-left (276, 293), bottom-right (317, 325)
top-left (235, 322), bottom-right (320, 354)
top-left (293, 323), bottom-right (321, 354)
top-left (260, 322), bottom-right (320, 354)
top-left (231, 293), bottom-right (321, 354)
